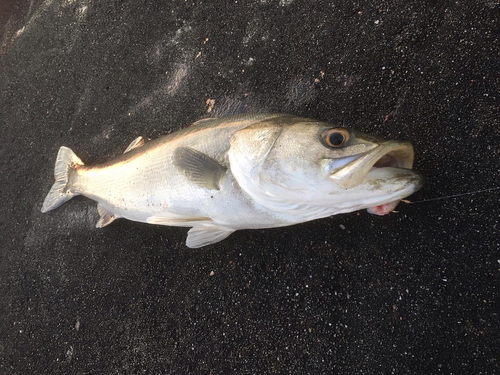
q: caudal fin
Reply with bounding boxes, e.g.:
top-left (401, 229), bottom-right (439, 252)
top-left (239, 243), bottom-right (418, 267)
top-left (41, 146), bottom-right (84, 213)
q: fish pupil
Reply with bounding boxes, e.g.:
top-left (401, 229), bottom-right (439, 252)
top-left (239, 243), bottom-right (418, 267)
top-left (328, 132), bottom-right (345, 146)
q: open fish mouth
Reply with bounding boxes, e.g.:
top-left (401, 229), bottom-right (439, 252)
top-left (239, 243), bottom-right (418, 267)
top-left (372, 146), bottom-right (413, 169)
top-left (329, 140), bottom-right (416, 189)
top-left (329, 140), bottom-right (423, 215)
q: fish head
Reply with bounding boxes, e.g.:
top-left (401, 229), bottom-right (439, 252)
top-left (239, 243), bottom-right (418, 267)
top-left (228, 115), bottom-right (424, 219)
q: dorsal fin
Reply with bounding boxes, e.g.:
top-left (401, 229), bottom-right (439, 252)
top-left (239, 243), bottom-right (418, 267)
top-left (124, 136), bottom-right (145, 153)
top-left (96, 203), bottom-right (116, 228)
top-left (173, 147), bottom-right (227, 190)
top-left (189, 113), bottom-right (285, 128)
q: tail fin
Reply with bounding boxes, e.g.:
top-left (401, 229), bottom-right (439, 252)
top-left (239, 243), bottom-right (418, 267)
top-left (41, 146), bottom-right (84, 213)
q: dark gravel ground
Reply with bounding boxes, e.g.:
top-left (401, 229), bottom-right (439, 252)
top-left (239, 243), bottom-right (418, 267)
top-left (1, 0), bottom-right (499, 374)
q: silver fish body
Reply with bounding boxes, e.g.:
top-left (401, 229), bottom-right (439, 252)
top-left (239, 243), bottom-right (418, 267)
top-left (42, 114), bottom-right (423, 247)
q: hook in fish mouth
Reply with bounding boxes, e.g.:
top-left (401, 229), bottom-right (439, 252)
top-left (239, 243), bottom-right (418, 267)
top-left (329, 140), bottom-right (416, 189)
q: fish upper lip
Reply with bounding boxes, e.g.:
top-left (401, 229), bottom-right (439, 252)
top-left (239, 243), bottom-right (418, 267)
top-left (329, 140), bottom-right (416, 189)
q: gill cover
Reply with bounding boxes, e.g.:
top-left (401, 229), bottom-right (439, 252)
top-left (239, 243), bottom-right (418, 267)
top-left (228, 121), bottom-right (284, 209)
top-left (228, 117), bottom-right (338, 218)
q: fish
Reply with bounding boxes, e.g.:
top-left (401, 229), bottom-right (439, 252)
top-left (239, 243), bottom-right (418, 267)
top-left (41, 113), bottom-right (424, 248)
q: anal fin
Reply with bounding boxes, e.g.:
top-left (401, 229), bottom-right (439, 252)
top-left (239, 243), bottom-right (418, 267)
top-left (145, 212), bottom-right (235, 247)
top-left (124, 136), bottom-right (145, 153)
top-left (186, 225), bottom-right (235, 248)
top-left (146, 212), bottom-right (212, 227)
top-left (96, 203), bottom-right (116, 228)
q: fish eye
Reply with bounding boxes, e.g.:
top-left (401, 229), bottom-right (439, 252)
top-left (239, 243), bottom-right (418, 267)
top-left (323, 128), bottom-right (350, 148)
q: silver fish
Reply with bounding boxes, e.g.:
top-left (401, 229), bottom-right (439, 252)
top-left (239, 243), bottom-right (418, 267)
top-left (42, 113), bottom-right (424, 247)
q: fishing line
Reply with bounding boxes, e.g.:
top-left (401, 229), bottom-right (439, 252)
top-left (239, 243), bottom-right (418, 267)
top-left (402, 187), bottom-right (500, 204)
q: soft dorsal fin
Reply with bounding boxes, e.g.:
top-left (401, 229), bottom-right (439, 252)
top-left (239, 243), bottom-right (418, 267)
top-left (186, 225), bottom-right (236, 248)
top-left (124, 136), bottom-right (145, 153)
top-left (96, 203), bottom-right (116, 228)
top-left (173, 147), bottom-right (227, 190)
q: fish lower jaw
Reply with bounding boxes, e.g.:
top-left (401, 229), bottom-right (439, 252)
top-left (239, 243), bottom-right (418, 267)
top-left (361, 166), bottom-right (424, 188)
top-left (326, 173), bottom-right (422, 216)
top-left (362, 167), bottom-right (423, 216)
top-left (361, 179), bottom-right (421, 215)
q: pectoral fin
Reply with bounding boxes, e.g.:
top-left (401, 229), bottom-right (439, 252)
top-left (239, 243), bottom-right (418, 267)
top-left (124, 136), bottom-right (145, 153)
top-left (96, 204), bottom-right (116, 228)
top-left (186, 225), bottom-right (235, 248)
top-left (173, 147), bottom-right (227, 190)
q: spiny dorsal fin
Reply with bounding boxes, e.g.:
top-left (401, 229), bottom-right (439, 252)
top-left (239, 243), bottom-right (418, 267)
top-left (124, 136), bottom-right (145, 153)
top-left (173, 147), bottom-right (227, 190)
top-left (96, 203), bottom-right (116, 228)
top-left (189, 113), bottom-right (285, 128)
top-left (186, 225), bottom-right (235, 248)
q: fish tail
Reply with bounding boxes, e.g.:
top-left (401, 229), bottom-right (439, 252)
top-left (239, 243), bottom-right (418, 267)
top-left (41, 146), bottom-right (84, 213)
